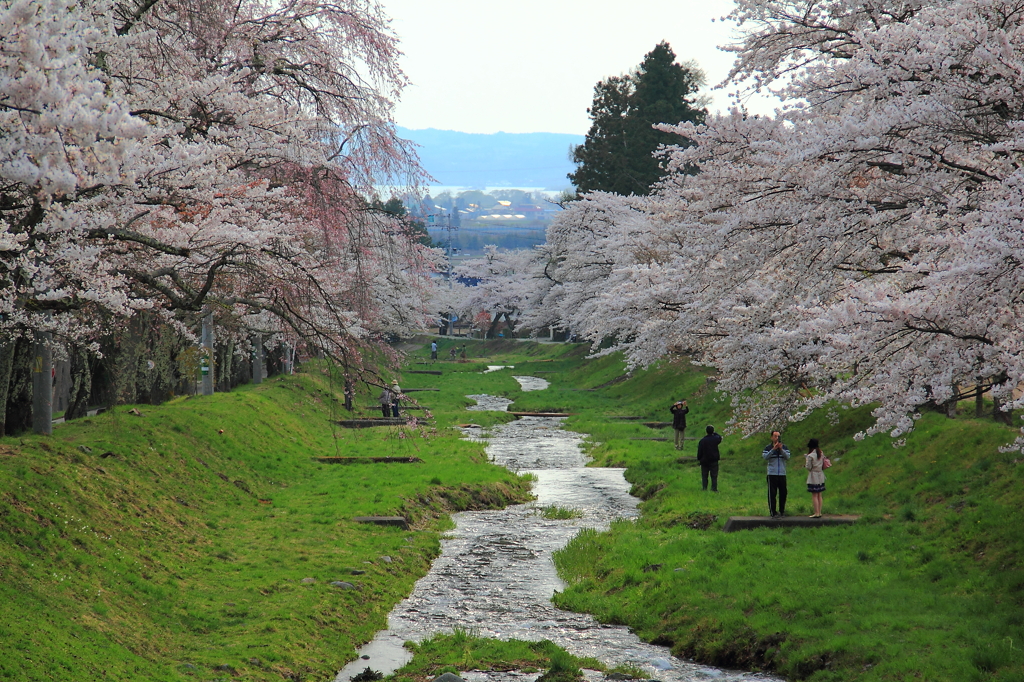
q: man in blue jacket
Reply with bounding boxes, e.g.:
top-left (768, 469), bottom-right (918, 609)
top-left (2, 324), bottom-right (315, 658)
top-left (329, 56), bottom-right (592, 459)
top-left (696, 425), bottom-right (723, 492)
top-left (762, 430), bottom-right (791, 517)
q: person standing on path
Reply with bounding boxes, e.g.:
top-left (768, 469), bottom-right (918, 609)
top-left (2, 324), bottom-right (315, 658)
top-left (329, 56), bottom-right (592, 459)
top-left (763, 430), bottom-right (791, 517)
top-left (670, 400), bottom-right (689, 451)
top-left (390, 381), bottom-right (402, 418)
top-left (696, 425), bottom-right (722, 492)
top-left (430, 341), bottom-right (438, 362)
top-left (805, 438), bottom-right (826, 517)
top-left (378, 386), bottom-right (392, 418)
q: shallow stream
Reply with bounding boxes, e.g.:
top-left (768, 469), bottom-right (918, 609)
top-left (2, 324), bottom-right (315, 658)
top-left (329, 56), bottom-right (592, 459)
top-left (335, 374), bottom-right (778, 682)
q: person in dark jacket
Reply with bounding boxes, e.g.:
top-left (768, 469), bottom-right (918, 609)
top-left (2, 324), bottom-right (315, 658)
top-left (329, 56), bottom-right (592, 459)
top-left (670, 400), bottom-right (689, 450)
top-left (378, 387), bottom-right (392, 418)
top-left (390, 381), bottom-right (402, 418)
top-left (696, 425), bottom-right (723, 492)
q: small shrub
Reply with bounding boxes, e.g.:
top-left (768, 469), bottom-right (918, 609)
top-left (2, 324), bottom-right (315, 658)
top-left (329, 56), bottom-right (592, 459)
top-left (539, 506), bottom-right (583, 520)
top-left (350, 667), bottom-right (383, 682)
top-left (686, 512), bottom-right (717, 530)
top-left (537, 649), bottom-right (584, 682)
top-left (970, 643), bottom-right (1011, 673)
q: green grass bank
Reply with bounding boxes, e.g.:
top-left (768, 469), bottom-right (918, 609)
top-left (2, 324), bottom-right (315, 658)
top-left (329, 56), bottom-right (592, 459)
top-left (5, 337), bottom-right (1024, 682)
top-left (0, 355), bottom-right (540, 681)
top-left (457, 341), bottom-right (1024, 682)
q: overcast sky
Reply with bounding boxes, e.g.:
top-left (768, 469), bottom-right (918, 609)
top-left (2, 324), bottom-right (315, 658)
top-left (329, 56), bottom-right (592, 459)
top-left (379, 0), bottom-right (782, 136)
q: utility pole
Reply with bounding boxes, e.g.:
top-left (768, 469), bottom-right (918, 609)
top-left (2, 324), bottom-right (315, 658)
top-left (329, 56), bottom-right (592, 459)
top-left (201, 312), bottom-right (214, 396)
top-left (32, 317), bottom-right (52, 435)
top-left (429, 210), bottom-right (459, 335)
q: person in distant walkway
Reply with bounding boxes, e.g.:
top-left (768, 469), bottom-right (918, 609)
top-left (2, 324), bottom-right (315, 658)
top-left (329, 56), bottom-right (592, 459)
top-left (696, 425), bottom-right (722, 492)
top-left (390, 381), bottom-right (402, 418)
top-left (460, 344), bottom-right (467, 360)
top-left (430, 341), bottom-right (438, 362)
top-left (762, 430), bottom-right (791, 517)
top-left (805, 438), bottom-right (826, 517)
top-left (669, 399), bottom-right (689, 450)
top-left (377, 386), bottom-right (392, 418)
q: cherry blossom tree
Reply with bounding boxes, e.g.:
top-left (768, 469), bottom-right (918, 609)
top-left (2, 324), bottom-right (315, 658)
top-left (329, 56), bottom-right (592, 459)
top-left (537, 0), bottom-right (1024, 451)
top-left (455, 245), bottom-right (544, 338)
top-left (1, 0), bottom-right (435, 421)
top-left (524, 192), bottom-right (650, 342)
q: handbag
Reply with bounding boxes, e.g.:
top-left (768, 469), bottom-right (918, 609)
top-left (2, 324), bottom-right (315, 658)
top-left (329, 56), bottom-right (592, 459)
top-left (822, 457), bottom-right (832, 469)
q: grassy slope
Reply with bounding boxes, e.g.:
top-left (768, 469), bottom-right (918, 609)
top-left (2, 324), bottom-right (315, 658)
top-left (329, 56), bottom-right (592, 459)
top-left (494, 347), bottom-right (1024, 681)
top-left (0, 359), bottom-right (532, 682)
top-left (7, 337), bottom-right (1023, 682)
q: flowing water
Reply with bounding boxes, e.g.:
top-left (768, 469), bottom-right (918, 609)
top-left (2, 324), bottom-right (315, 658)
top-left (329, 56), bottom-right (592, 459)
top-left (335, 374), bottom-right (779, 682)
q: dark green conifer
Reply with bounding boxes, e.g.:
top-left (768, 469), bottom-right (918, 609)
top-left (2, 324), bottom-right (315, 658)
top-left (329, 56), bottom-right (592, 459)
top-left (568, 42), bottom-right (705, 196)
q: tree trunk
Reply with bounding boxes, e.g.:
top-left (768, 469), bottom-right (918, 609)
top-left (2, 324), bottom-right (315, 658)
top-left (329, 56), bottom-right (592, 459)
top-left (0, 341), bottom-right (15, 437)
top-left (65, 345), bottom-right (94, 420)
top-left (220, 339), bottom-right (234, 392)
top-left (993, 394), bottom-right (1014, 426)
top-left (976, 385), bottom-right (985, 418)
top-left (486, 314), bottom-right (502, 339)
top-left (5, 339), bottom-right (35, 435)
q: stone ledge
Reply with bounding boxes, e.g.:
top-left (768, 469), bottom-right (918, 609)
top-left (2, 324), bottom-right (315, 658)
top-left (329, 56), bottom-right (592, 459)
top-left (315, 456), bottom-right (423, 464)
top-left (723, 515), bottom-right (860, 532)
top-left (354, 516), bottom-right (410, 530)
top-left (336, 418), bottom-right (408, 428)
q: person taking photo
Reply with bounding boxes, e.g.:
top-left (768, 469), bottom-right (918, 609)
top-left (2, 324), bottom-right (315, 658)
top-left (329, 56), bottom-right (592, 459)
top-left (762, 430), bottom-right (791, 517)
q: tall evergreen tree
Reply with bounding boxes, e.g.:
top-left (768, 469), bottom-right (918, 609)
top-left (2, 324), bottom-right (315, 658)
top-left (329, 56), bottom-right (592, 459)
top-left (569, 42), bottom-right (705, 196)
top-left (568, 75), bottom-right (632, 196)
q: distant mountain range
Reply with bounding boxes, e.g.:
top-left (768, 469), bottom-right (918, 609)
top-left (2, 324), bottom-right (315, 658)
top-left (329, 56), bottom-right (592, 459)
top-left (397, 127), bottom-right (584, 191)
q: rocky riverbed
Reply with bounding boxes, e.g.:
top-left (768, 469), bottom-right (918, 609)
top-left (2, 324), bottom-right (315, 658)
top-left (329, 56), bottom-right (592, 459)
top-left (335, 373), bottom-right (779, 682)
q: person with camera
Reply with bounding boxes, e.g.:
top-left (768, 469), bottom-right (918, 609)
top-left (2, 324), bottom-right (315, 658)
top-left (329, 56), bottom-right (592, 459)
top-left (669, 399), bottom-right (689, 451)
top-left (696, 425), bottom-right (723, 492)
top-left (762, 430), bottom-right (791, 517)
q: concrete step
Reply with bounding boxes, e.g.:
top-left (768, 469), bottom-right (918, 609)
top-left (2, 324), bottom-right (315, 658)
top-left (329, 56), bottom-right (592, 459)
top-left (354, 516), bottom-right (409, 530)
top-left (316, 456), bottom-right (423, 464)
top-left (723, 515), bottom-right (860, 532)
top-left (336, 418), bottom-right (409, 428)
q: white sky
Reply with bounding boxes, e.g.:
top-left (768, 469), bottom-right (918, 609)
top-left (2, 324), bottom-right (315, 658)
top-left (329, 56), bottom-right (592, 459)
top-left (380, 0), bottom-right (783, 136)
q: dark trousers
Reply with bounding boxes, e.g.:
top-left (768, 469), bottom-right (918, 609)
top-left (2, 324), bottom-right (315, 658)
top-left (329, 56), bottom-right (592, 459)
top-left (381, 404), bottom-right (390, 418)
top-left (701, 462), bottom-right (719, 491)
top-left (767, 474), bottom-right (788, 515)
top-left (391, 403), bottom-right (400, 417)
